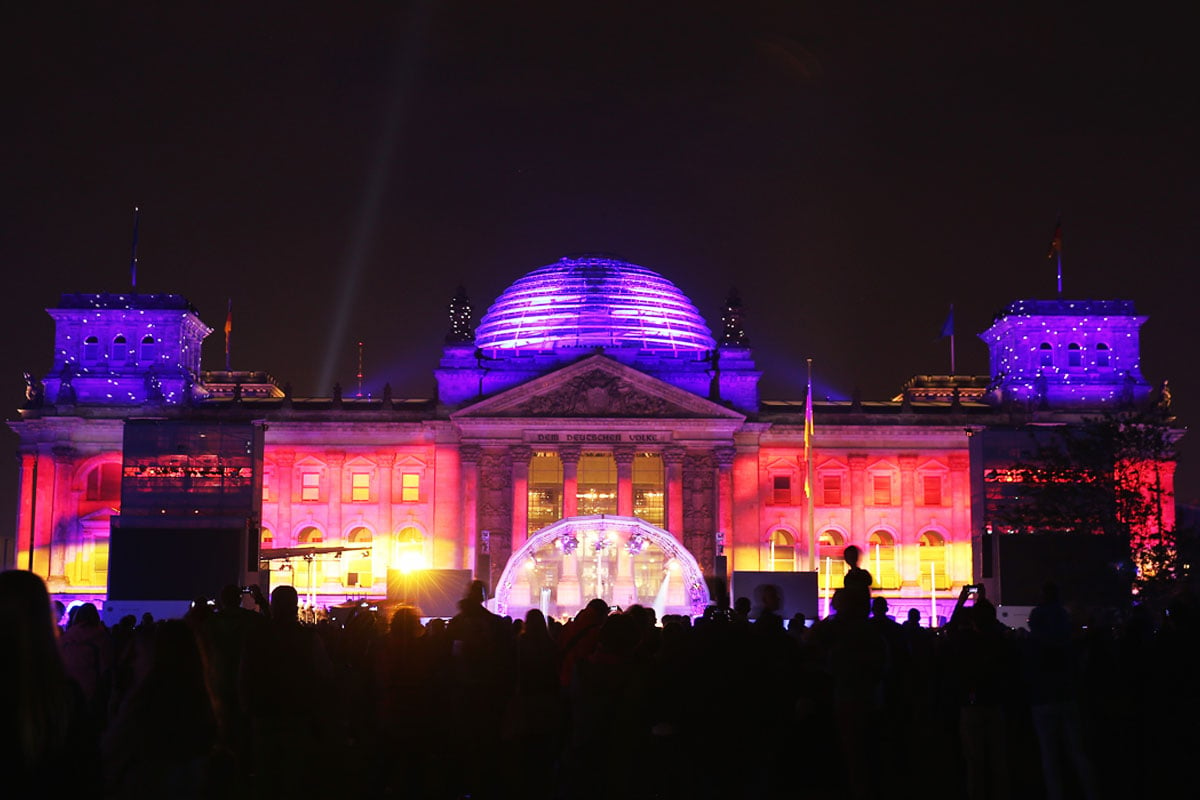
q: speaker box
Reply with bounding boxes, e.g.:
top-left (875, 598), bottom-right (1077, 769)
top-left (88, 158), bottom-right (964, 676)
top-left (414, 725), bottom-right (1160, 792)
top-left (387, 568), bottom-right (473, 618)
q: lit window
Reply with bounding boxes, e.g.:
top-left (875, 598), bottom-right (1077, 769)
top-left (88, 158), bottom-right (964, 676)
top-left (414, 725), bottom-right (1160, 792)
top-left (401, 473), bottom-right (420, 502)
top-left (822, 475), bottom-right (842, 506)
top-left (769, 529), bottom-right (796, 571)
top-left (352, 472), bottom-right (371, 502)
top-left (873, 474), bottom-right (892, 505)
top-left (140, 335), bottom-right (156, 362)
top-left (1096, 343), bottom-right (1110, 367)
top-left (773, 475), bottom-right (791, 505)
top-left (262, 474), bottom-right (270, 502)
top-left (1039, 342), bottom-right (1053, 367)
top-left (301, 472), bottom-right (320, 501)
top-left (111, 335), bottom-right (128, 365)
top-left (1068, 343), bottom-right (1081, 367)
top-left (923, 475), bottom-right (942, 506)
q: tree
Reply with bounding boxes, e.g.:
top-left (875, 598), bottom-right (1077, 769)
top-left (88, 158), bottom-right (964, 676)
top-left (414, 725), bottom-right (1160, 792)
top-left (991, 407), bottom-right (1182, 604)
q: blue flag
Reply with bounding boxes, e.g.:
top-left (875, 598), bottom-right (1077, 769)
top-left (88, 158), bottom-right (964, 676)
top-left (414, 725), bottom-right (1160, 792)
top-left (938, 305), bottom-right (954, 340)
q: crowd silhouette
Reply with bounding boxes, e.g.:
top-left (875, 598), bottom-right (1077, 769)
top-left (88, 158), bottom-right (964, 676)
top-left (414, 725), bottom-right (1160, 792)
top-left (3, 565), bottom-right (1199, 800)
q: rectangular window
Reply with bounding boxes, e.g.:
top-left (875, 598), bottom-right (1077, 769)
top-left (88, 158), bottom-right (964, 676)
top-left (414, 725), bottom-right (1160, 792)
top-left (300, 470), bottom-right (319, 501)
top-left (873, 474), bottom-right (892, 505)
top-left (822, 475), bottom-right (842, 506)
top-left (352, 472), bottom-right (371, 502)
top-left (773, 475), bottom-right (791, 505)
top-left (923, 475), bottom-right (943, 506)
top-left (262, 474), bottom-right (270, 503)
top-left (401, 473), bottom-right (420, 503)
top-left (301, 472), bottom-right (320, 502)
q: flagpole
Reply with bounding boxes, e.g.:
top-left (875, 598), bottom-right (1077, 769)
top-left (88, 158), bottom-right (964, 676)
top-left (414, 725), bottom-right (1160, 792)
top-left (949, 303), bottom-right (956, 374)
top-left (129, 206), bottom-right (140, 291)
top-left (224, 298), bottom-right (232, 371)
top-left (805, 358), bottom-right (817, 572)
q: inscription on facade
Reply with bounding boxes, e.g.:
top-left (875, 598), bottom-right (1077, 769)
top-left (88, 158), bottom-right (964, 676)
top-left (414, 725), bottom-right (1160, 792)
top-left (527, 432), bottom-right (671, 444)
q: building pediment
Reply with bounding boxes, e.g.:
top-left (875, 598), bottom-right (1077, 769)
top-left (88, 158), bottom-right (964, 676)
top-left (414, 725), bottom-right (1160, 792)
top-left (452, 355), bottom-right (744, 421)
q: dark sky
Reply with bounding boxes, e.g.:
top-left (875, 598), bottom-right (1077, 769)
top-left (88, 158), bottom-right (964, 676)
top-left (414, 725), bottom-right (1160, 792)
top-left (3, 1), bottom-right (1197, 531)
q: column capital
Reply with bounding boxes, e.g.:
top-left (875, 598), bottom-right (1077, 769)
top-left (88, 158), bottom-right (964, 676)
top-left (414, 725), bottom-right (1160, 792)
top-left (274, 449), bottom-right (295, 468)
top-left (325, 451), bottom-right (346, 467)
top-left (848, 453), bottom-right (869, 469)
top-left (460, 445), bottom-right (482, 464)
top-left (948, 453), bottom-right (970, 471)
top-left (613, 446), bottom-right (636, 465)
top-left (898, 453), bottom-right (918, 470)
top-left (663, 447), bottom-right (686, 466)
top-left (510, 445), bottom-right (532, 464)
top-left (714, 446), bottom-right (736, 469)
top-left (558, 445), bottom-right (581, 465)
top-left (51, 444), bottom-right (77, 464)
top-left (376, 452), bottom-right (396, 468)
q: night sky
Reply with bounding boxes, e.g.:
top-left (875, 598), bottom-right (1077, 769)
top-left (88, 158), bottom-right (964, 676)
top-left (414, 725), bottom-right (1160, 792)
top-left (3, 2), bottom-right (1197, 533)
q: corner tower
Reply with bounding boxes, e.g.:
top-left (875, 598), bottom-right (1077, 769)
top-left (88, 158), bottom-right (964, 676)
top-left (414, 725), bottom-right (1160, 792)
top-left (39, 293), bottom-right (211, 408)
top-left (979, 298), bottom-right (1150, 410)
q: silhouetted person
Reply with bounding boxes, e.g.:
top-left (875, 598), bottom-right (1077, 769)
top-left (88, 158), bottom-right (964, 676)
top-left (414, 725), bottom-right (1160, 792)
top-left (207, 584), bottom-right (266, 766)
top-left (810, 587), bottom-right (886, 800)
top-left (102, 619), bottom-right (229, 798)
top-left (238, 585), bottom-right (337, 795)
top-left (948, 598), bottom-right (1016, 800)
top-left (1024, 582), bottom-right (1099, 800)
top-left (59, 600), bottom-right (112, 733)
top-left (445, 580), bottom-right (511, 799)
top-left (843, 545), bottom-right (873, 603)
top-left (0, 570), bottom-right (99, 795)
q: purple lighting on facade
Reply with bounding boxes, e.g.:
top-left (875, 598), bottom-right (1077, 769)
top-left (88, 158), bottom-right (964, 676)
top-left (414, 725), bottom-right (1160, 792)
top-left (474, 255), bottom-right (716, 354)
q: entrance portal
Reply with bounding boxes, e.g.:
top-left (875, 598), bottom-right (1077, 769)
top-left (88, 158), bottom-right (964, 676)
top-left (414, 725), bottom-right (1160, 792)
top-left (492, 515), bottom-right (710, 620)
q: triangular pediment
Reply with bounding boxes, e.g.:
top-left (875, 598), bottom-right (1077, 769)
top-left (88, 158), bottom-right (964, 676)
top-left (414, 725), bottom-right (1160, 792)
top-left (452, 355), bottom-right (744, 420)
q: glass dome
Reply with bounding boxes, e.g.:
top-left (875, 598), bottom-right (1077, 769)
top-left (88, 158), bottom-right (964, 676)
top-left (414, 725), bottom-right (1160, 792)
top-left (474, 254), bottom-right (716, 353)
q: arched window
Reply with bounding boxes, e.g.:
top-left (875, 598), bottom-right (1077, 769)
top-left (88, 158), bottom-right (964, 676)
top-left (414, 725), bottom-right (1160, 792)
top-left (393, 526), bottom-right (426, 574)
top-left (345, 527), bottom-right (374, 590)
top-left (85, 463), bottom-right (122, 501)
top-left (1039, 342), bottom-right (1053, 367)
top-left (1096, 343), bottom-right (1110, 367)
top-left (83, 336), bottom-right (101, 362)
top-left (111, 335), bottom-right (128, 365)
top-left (818, 529), bottom-right (846, 592)
top-left (868, 529), bottom-right (898, 590)
top-left (140, 335), bottom-right (156, 363)
top-left (261, 528), bottom-right (274, 548)
top-left (918, 530), bottom-right (950, 590)
top-left (293, 526), bottom-right (325, 591)
top-left (1068, 343), bottom-right (1082, 367)
top-left (768, 529), bottom-right (796, 572)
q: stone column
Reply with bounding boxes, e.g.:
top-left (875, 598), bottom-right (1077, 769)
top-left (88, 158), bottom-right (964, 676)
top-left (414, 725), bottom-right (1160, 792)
top-left (664, 447), bottom-right (685, 538)
top-left (614, 446), bottom-right (635, 517)
top-left (848, 453), bottom-right (867, 544)
top-left (560, 445), bottom-right (580, 519)
top-left (275, 450), bottom-right (295, 545)
top-left (949, 453), bottom-right (971, 582)
top-left (16, 449), bottom-right (37, 572)
top-left (48, 445), bottom-right (76, 583)
top-left (377, 452), bottom-right (395, 569)
top-left (510, 445), bottom-right (531, 552)
top-left (714, 446), bottom-right (735, 543)
top-left (460, 445), bottom-right (481, 571)
top-left (326, 451), bottom-right (345, 540)
top-left (898, 453), bottom-right (918, 585)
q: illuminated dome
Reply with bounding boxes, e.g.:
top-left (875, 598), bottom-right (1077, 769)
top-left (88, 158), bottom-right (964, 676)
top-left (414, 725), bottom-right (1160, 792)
top-left (474, 254), bottom-right (716, 353)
